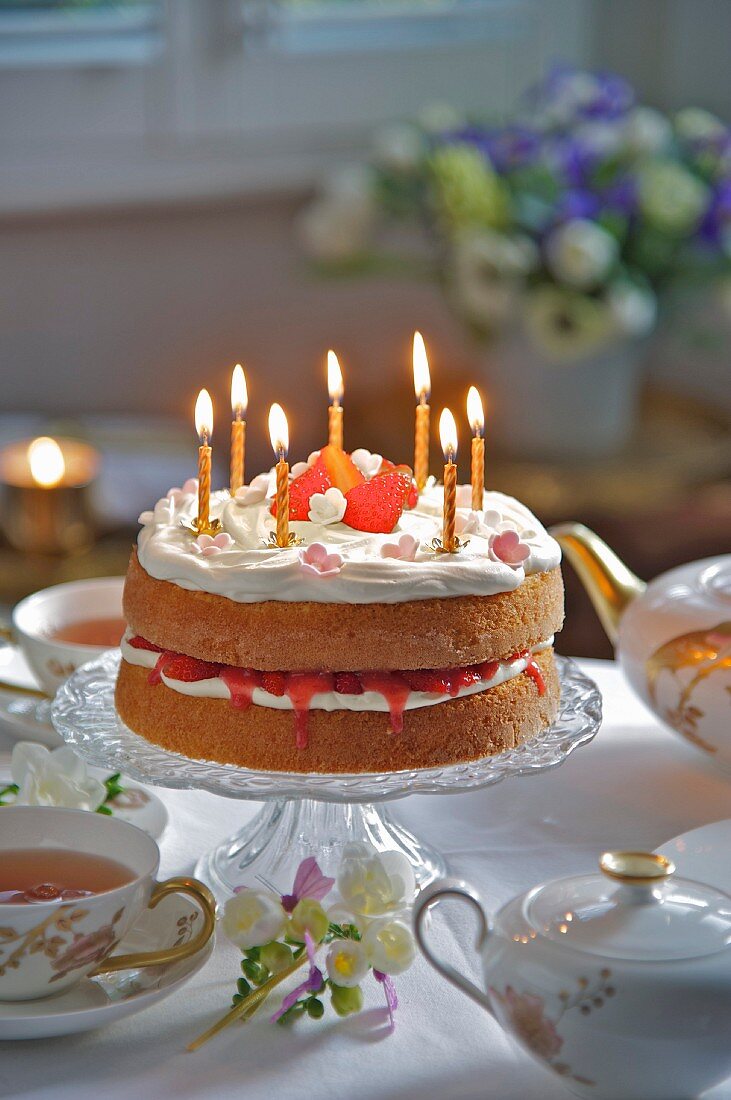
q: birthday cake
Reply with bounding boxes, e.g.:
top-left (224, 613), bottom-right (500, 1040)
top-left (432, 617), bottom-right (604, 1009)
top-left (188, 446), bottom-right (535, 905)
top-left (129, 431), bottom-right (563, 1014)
top-left (115, 444), bottom-right (563, 773)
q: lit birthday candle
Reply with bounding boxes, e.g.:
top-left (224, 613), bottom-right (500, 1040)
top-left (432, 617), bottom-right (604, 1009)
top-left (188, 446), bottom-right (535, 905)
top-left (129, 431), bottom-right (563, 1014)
top-left (439, 408), bottom-right (458, 553)
top-left (269, 403), bottom-right (291, 548)
top-left (327, 350), bottom-right (344, 449)
top-left (413, 332), bottom-right (431, 491)
top-left (195, 389), bottom-right (214, 534)
top-left (466, 385), bottom-right (485, 511)
top-left (230, 364), bottom-right (248, 495)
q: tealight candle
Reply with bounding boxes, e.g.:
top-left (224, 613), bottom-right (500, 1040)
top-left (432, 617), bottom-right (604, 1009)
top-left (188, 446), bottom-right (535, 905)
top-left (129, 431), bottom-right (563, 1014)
top-left (439, 408), bottom-right (458, 553)
top-left (269, 403), bottom-right (291, 548)
top-left (230, 364), bottom-right (248, 495)
top-left (412, 331), bottom-right (431, 492)
top-left (467, 385), bottom-right (485, 511)
top-left (195, 389), bottom-right (214, 534)
top-left (327, 351), bottom-right (344, 449)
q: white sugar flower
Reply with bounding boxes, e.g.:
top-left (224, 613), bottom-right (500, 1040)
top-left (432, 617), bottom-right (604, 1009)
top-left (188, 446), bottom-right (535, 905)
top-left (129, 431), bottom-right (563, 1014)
top-left (222, 889), bottom-right (287, 950)
top-left (10, 743), bottom-right (106, 812)
top-left (327, 902), bottom-right (365, 935)
top-left (308, 487), bottom-right (347, 525)
top-left (326, 939), bottom-right (369, 988)
top-left (234, 472), bottom-right (271, 506)
top-left (337, 843), bottom-right (416, 918)
top-left (363, 918), bottom-right (416, 976)
top-left (138, 495), bottom-right (177, 526)
top-left (545, 219), bottom-right (618, 290)
top-left (350, 448), bottom-right (383, 479)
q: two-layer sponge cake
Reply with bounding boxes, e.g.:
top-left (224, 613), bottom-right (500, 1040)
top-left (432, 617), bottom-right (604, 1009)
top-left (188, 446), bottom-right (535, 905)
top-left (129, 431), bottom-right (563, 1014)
top-left (115, 445), bottom-right (564, 773)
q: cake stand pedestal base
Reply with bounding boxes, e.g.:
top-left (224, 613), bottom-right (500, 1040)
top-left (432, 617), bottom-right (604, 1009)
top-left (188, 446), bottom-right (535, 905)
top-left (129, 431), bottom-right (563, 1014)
top-left (194, 798), bottom-right (447, 899)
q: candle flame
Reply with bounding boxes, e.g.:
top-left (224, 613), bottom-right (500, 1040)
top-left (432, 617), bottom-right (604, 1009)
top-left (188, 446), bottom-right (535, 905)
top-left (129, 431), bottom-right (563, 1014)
top-left (268, 403), bottom-right (289, 457)
top-left (466, 386), bottom-right (484, 435)
top-left (27, 437), bottom-right (65, 488)
top-left (195, 389), bottom-right (213, 444)
top-left (327, 350), bottom-right (344, 403)
top-left (439, 408), bottom-right (458, 462)
top-left (412, 331), bottom-right (431, 401)
top-left (231, 364), bottom-right (248, 418)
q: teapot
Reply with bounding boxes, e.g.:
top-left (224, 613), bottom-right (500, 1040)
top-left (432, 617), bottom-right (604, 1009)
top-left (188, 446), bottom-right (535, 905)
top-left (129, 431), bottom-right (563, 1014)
top-left (414, 852), bottom-right (731, 1100)
top-left (550, 523), bottom-right (731, 764)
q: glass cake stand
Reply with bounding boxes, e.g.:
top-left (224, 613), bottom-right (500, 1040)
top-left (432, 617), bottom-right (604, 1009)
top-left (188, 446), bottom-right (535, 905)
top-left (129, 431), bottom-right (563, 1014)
top-left (51, 652), bottom-right (602, 900)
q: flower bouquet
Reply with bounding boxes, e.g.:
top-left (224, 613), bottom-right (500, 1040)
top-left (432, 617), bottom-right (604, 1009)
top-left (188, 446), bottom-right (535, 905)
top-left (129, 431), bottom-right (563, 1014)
top-left (300, 68), bottom-right (730, 455)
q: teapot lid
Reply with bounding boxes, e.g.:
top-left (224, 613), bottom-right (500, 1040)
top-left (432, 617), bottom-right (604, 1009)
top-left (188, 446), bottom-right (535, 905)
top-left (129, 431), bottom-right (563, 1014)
top-left (523, 852), bottom-right (731, 962)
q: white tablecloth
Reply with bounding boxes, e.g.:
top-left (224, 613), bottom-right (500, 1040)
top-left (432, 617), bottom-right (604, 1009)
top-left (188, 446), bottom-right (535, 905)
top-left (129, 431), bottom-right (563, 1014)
top-left (3, 659), bottom-right (731, 1100)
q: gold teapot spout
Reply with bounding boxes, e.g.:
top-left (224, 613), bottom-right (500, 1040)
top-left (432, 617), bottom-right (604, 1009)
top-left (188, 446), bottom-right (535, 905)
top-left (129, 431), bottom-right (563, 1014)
top-left (549, 523), bottom-right (646, 644)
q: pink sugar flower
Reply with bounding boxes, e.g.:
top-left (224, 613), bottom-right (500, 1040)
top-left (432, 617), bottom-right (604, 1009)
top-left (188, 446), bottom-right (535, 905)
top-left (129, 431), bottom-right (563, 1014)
top-left (167, 477), bottom-right (199, 505)
top-left (193, 532), bottom-right (234, 557)
top-left (488, 528), bottom-right (530, 569)
top-left (299, 542), bottom-right (343, 577)
top-left (380, 534), bottom-right (418, 562)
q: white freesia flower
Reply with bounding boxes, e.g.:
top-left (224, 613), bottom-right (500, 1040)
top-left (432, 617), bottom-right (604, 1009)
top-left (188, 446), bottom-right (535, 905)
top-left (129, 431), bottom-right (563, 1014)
top-left (624, 107), bottom-right (671, 155)
top-left (337, 843), bottom-right (416, 917)
top-left (298, 165), bottom-right (376, 263)
top-left (327, 902), bottom-right (365, 934)
top-left (326, 939), bottom-right (370, 988)
top-left (10, 743), bottom-right (106, 811)
top-left (373, 123), bottom-right (424, 172)
top-left (308, 487), bottom-right (347, 525)
top-left (606, 281), bottom-right (657, 338)
top-left (545, 219), bottom-right (618, 290)
top-left (222, 889), bottom-right (287, 950)
top-left (363, 918), bottom-right (416, 976)
top-left (350, 448), bottom-right (383, 479)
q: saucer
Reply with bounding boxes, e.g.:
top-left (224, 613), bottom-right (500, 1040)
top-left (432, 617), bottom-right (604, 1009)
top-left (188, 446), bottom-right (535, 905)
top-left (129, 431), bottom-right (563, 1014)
top-left (0, 645), bottom-right (59, 748)
top-left (0, 754), bottom-right (168, 841)
top-left (656, 819), bottom-right (731, 895)
top-left (0, 892), bottom-right (214, 1040)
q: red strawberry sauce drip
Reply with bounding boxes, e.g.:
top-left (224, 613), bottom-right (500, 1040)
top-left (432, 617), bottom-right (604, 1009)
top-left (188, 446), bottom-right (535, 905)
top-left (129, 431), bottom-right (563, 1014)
top-left (359, 672), bottom-right (411, 735)
top-left (220, 668), bottom-right (261, 711)
top-left (285, 672), bottom-right (334, 749)
top-left (148, 652), bottom-right (173, 685)
top-left (523, 656), bottom-right (546, 695)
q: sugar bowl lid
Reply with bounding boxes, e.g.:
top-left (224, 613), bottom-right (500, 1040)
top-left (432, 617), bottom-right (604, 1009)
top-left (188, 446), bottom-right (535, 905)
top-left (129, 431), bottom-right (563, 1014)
top-left (523, 851), bottom-right (731, 962)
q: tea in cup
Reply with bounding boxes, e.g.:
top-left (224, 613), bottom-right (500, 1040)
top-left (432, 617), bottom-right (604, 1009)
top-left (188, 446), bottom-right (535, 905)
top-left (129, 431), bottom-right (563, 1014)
top-left (0, 806), bottom-right (216, 1001)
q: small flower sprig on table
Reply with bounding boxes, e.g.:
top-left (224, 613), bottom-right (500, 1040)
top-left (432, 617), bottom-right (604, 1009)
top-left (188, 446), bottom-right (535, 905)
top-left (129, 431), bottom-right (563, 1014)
top-left (0, 742), bottom-right (126, 814)
top-left (188, 842), bottom-right (417, 1051)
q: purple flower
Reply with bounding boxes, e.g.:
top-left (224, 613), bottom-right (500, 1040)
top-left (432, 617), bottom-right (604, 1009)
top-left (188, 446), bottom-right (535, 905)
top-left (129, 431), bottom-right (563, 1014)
top-left (374, 970), bottom-right (399, 1031)
top-left (579, 71), bottom-right (634, 121)
top-left (698, 179), bottom-right (731, 246)
top-left (602, 176), bottom-right (638, 217)
top-left (270, 931), bottom-right (323, 1022)
top-left (281, 856), bottom-right (335, 914)
top-left (555, 188), bottom-right (601, 222)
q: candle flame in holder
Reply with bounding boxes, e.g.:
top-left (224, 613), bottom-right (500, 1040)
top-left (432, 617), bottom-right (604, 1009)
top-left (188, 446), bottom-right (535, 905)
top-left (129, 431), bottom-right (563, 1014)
top-left (439, 408), bottom-right (458, 462)
top-left (467, 386), bottom-right (484, 436)
top-left (268, 403), bottom-right (289, 458)
top-left (327, 351), bottom-right (343, 404)
top-left (412, 332), bottom-right (431, 402)
top-left (231, 365), bottom-right (248, 419)
top-left (28, 437), bottom-right (65, 488)
top-left (195, 389), bottom-right (214, 444)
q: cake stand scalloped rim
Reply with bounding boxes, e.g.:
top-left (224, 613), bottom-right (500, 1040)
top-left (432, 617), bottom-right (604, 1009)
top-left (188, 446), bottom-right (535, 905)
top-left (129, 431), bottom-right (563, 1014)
top-left (50, 651), bottom-right (602, 805)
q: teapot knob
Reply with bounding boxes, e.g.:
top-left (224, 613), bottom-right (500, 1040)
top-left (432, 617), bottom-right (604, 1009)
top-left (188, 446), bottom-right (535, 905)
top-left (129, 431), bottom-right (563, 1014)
top-left (599, 850), bottom-right (675, 883)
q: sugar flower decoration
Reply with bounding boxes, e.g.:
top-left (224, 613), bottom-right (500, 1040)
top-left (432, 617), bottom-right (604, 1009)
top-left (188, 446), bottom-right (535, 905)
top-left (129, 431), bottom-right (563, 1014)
top-left (234, 472), bottom-right (271, 507)
top-left (456, 483), bottom-right (473, 509)
top-left (292, 451), bottom-right (321, 478)
top-left (380, 533), bottom-right (419, 562)
top-left (363, 918), bottom-right (416, 976)
top-left (488, 528), bottom-right (530, 568)
top-left (299, 542), bottom-right (344, 577)
top-left (281, 856), bottom-right (335, 914)
top-left (222, 889), bottom-right (287, 950)
top-left (351, 448), bottom-right (384, 479)
top-left (167, 477), bottom-right (199, 505)
top-left (308, 487), bottom-right (347, 525)
top-left (10, 743), bottom-right (106, 812)
top-left (326, 939), bottom-right (369, 989)
top-left (193, 532), bottom-right (234, 557)
top-left (138, 495), bottom-right (176, 526)
top-left (337, 843), bottom-right (416, 918)
top-left (456, 509), bottom-right (502, 538)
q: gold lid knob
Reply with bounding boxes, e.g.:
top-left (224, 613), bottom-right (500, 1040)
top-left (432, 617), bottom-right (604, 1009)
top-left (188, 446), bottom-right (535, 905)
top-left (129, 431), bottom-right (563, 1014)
top-left (599, 851), bottom-right (675, 883)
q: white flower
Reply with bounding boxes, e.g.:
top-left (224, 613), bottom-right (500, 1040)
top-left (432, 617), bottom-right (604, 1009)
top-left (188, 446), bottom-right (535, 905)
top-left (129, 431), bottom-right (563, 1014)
top-left (222, 889), bottom-right (287, 950)
top-left (193, 532), bottom-right (233, 557)
top-left (545, 219), bottom-right (618, 290)
top-left (234, 472), bottom-right (271, 506)
top-left (337, 843), bottom-right (416, 918)
top-left (574, 120), bottom-right (624, 158)
top-left (455, 509), bottom-right (502, 538)
top-left (327, 902), bottom-right (365, 934)
top-left (524, 286), bottom-right (614, 362)
top-left (606, 280), bottom-right (657, 338)
top-left (167, 478), bottom-right (198, 505)
top-left (290, 462), bottom-right (309, 479)
top-left (298, 165), bottom-right (376, 263)
top-left (350, 448), bottom-right (383, 479)
top-left (373, 123), bottom-right (424, 172)
top-left (10, 743), bottom-right (106, 812)
top-left (308, 487), bottom-right (347, 525)
top-left (675, 107), bottom-right (727, 143)
top-left (138, 495), bottom-right (177, 526)
top-left (363, 918), bottom-right (416, 976)
top-left (326, 939), bottom-right (369, 988)
top-left (638, 160), bottom-right (709, 234)
top-left (624, 107), bottom-right (671, 155)
top-left (450, 229), bottom-right (532, 328)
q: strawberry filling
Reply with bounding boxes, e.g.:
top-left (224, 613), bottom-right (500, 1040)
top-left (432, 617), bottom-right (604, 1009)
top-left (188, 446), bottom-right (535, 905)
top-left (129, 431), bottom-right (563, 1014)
top-left (130, 636), bottom-right (547, 748)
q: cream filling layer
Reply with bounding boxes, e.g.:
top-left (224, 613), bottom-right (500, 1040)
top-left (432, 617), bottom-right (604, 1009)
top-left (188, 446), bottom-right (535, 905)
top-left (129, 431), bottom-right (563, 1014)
top-left (121, 634), bottom-right (553, 713)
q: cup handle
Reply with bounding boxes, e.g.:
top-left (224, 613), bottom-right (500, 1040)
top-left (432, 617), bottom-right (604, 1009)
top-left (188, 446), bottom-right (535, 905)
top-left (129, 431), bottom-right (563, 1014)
top-left (413, 877), bottom-right (494, 1015)
top-left (90, 876), bottom-right (217, 974)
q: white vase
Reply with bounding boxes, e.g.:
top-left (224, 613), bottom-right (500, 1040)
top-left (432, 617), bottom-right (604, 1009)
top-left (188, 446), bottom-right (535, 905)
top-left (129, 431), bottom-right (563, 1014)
top-left (483, 336), bottom-right (644, 459)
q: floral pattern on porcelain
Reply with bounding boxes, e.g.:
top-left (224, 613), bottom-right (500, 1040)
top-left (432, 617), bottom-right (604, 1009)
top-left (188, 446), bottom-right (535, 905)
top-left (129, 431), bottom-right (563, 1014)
top-left (0, 903), bottom-right (126, 986)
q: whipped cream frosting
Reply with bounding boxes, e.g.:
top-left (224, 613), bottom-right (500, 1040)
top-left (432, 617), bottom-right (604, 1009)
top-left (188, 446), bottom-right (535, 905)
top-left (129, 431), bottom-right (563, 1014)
top-left (135, 459), bottom-right (560, 605)
top-left (121, 634), bottom-right (552, 712)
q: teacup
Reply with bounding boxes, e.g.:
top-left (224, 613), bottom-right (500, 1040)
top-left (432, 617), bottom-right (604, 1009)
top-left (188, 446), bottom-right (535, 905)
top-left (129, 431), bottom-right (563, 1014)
top-left (0, 807), bottom-right (216, 1001)
top-left (3, 576), bottom-right (124, 695)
